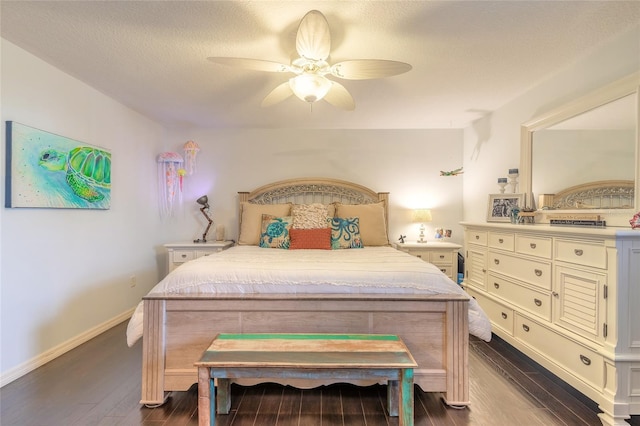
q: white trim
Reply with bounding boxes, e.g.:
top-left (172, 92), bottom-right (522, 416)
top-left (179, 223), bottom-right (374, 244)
top-left (0, 308), bottom-right (135, 388)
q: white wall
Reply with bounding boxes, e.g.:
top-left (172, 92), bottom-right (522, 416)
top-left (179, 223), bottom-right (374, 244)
top-left (159, 128), bottom-right (465, 246)
top-left (0, 40), bottom-right (166, 384)
top-left (462, 24), bottom-right (640, 223)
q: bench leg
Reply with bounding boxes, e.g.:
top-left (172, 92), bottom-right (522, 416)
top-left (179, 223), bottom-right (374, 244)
top-left (387, 380), bottom-right (399, 416)
top-left (197, 367), bottom-right (213, 426)
top-left (216, 378), bottom-right (231, 414)
top-left (399, 368), bottom-right (414, 426)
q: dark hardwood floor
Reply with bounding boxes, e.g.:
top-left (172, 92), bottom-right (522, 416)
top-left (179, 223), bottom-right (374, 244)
top-left (1, 320), bottom-right (637, 426)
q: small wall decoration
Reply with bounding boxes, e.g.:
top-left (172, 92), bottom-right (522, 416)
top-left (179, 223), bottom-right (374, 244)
top-left (5, 121), bottom-right (111, 209)
top-left (157, 152), bottom-right (185, 218)
top-left (183, 140), bottom-right (200, 175)
top-left (487, 193), bottom-right (525, 222)
top-left (440, 167), bottom-right (463, 176)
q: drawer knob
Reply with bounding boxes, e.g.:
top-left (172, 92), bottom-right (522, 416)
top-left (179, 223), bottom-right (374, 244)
top-left (494, 259), bottom-right (500, 265)
top-left (438, 255), bottom-right (445, 259)
top-left (552, 291), bottom-right (559, 297)
top-left (181, 254), bottom-right (187, 258)
top-left (534, 269), bottom-right (542, 277)
top-left (530, 243), bottom-right (537, 249)
top-left (534, 298), bottom-right (542, 307)
top-left (482, 268), bottom-right (487, 273)
top-left (475, 235), bottom-right (480, 240)
top-left (501, 312), bottom-right (508, 319)
top-left (498, 238), bottom-right (504, 243)
top-left (416, 255), bottom-right (422, 258)
top-left (580, 355), bottom-right (591, 366)
top-left (522, 324), bottom-right (530, 332)
top-left (574, 249), bottom-right (584, 256)
top-left (494, 282), bottom-right (500, 289)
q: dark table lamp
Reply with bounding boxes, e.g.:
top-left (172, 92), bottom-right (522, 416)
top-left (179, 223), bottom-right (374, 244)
top-left (194, 195), bottom-right (213, 243)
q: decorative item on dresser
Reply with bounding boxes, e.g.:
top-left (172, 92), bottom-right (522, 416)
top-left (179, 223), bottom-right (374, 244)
top-left (164, 241), bottom-right (233, 276)
top-left (487, 193), bottom-right (525, 223)
top-left (395, 241), bottom-right (462, 282)
top-left (461, 222), bottom-right (640, 426)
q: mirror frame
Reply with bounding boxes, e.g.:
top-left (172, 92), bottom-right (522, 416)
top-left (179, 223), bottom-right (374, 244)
top-left (520, 72), bottom-right (640, 213)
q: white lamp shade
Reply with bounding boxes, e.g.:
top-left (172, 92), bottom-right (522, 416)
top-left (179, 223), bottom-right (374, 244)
top-left (289, 74), bottom-right (332, 103)
top-left (412, 209), bottom-right (432, 223)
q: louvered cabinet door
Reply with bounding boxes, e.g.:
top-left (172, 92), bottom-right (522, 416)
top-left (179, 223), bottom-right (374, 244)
top-left (553, 264), bottom-right (607, 344)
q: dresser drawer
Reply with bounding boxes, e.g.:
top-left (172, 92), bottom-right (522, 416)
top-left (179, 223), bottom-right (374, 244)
top-left (488, 274), bottom-right (551, 321)
top-left (467, 288), bottom-right (513, 335)
top-left (466, 230), bottom-right (487, 246)
top-left (489, 251), bottom-right (552, 290)
top-left (172, 250), bottom-right (195, 263)
top-left (555, 239), bottom-right (607, 269)
top-left (516, 235), bottom-right (552, 259)
top-left (429, 251), bottom-right (453, 264)
top-left (515, 314), bottom-right (604, 389)
top-left (488, 232), bottom-right (514, 251)
top-left (435, 265), bottom-right (454, 279)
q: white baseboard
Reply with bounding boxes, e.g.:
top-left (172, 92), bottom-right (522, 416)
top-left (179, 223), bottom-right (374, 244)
top-left (0, 308), bottom-right (135, 388)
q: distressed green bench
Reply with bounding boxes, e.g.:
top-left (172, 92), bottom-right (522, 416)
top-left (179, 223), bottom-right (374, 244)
top-left (195, 333), bottom-right (417, 426)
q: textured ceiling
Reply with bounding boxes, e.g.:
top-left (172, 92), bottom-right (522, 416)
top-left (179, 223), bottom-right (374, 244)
top-left (1, 1), bottom-right (639, 129)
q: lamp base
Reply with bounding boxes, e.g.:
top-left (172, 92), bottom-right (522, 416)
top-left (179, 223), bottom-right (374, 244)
top-left (417, 227), bottom-right (427, 243)
top-left (193, 238), bottom-right (208, 243)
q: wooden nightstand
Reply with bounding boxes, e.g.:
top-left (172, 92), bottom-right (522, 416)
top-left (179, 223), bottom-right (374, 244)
top-left (395, 242), bottom-right (462, 281)
top-left (164, 241), bottom-right (234, 275)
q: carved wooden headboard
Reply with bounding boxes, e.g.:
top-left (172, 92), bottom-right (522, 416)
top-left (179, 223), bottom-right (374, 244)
top-left (542, 180), bottom-right (634, 209)
top-left (238, 177), bottom-right (389, 236)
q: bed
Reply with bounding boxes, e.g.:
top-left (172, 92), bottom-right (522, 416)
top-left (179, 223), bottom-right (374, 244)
top-left (126, 177), bottom-right (491, 407)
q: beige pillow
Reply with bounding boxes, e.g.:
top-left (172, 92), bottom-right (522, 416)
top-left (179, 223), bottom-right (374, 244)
top-left (292, 203), bottom-right (330, 229)
top-left (334, 202), bottom-right (388, 246)
top-left (238, 202), bottom-right (292, 245)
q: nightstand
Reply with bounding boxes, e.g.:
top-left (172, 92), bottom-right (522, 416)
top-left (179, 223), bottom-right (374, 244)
top-left (164, 241), bottom-right (234, 275)
top-left (395, 242), bottom-right (462, 281)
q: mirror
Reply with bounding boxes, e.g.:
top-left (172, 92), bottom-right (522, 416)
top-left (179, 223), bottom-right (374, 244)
top-left (521, 72), bottom-right (640, 218)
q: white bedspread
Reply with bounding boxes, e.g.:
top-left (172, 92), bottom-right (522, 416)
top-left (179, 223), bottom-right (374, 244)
top-left (126, 246), bottom-right (491, 346)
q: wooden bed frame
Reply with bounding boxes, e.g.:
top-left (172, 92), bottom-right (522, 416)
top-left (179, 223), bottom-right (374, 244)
top-left (140, 178), bottom-right (471, 407)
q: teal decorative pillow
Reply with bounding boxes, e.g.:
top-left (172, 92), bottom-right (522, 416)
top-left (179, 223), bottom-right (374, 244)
top-left (329, 217), bottom-right (363, 249)
top-left (259, 215), bottom-right (292, 249)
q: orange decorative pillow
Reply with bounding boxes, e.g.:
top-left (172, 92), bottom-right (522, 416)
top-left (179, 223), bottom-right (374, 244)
top-left (289, 228), bottom-right (331, 250)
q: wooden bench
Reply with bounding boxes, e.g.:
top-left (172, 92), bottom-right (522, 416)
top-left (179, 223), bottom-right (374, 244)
top-left (194, 333), bottom-right (418, 426)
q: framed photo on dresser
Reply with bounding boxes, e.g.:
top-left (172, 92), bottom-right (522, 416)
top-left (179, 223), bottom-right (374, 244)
top-left (487, 193), bottom-right (524, 222)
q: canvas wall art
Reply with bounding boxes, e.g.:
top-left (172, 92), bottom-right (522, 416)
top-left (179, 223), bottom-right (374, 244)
top-left (5, 121), bottom-right (111, 209)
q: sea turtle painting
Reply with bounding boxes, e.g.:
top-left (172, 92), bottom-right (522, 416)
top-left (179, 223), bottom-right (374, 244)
top-left (39, 146), bottom-right (111, 202)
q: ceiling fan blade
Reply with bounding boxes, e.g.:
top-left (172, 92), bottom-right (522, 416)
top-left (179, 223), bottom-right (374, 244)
top-left (261, 82), bottom-right (294, 107)
top-left (330, 60), bottom-right (412, 80)
top-left (296, 10), bottom-right (331, 61)
top-left (208, 57), bottom-right (292, 73)
top-left (323, 81), bottom-right (355, 111)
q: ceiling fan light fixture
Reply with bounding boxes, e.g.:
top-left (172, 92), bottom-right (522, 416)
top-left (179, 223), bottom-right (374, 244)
top-left (289, 74), bottom-right (332, 103)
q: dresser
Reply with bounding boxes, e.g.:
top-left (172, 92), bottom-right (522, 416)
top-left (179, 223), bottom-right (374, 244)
top-left (461, 222), bottom-right (640, 426)
top-left (395, 242), bottom-right (461, 281)
top-left (164, 241), bottom-right (234, 275)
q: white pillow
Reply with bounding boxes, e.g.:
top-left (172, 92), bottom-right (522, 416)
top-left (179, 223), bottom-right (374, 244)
top-left (292, 203), bottom-right (330, 229)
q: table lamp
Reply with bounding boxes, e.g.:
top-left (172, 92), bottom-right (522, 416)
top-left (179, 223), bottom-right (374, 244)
top-left (194, 195), bottom-right (213, 243)
top-left (412, 209), bottom-right (432, 243)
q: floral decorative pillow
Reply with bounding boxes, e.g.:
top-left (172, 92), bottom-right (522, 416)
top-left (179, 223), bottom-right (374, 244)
top-left (329, 217), bottom-right (363, 249)
top-left (292, 203), bottom-right (330, 229)
top-left (259, 215), bottom-right (292, 249)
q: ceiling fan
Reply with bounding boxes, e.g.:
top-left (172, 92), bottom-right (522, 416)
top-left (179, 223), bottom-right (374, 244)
top-left (207, 10), bottom-right (412, 111)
